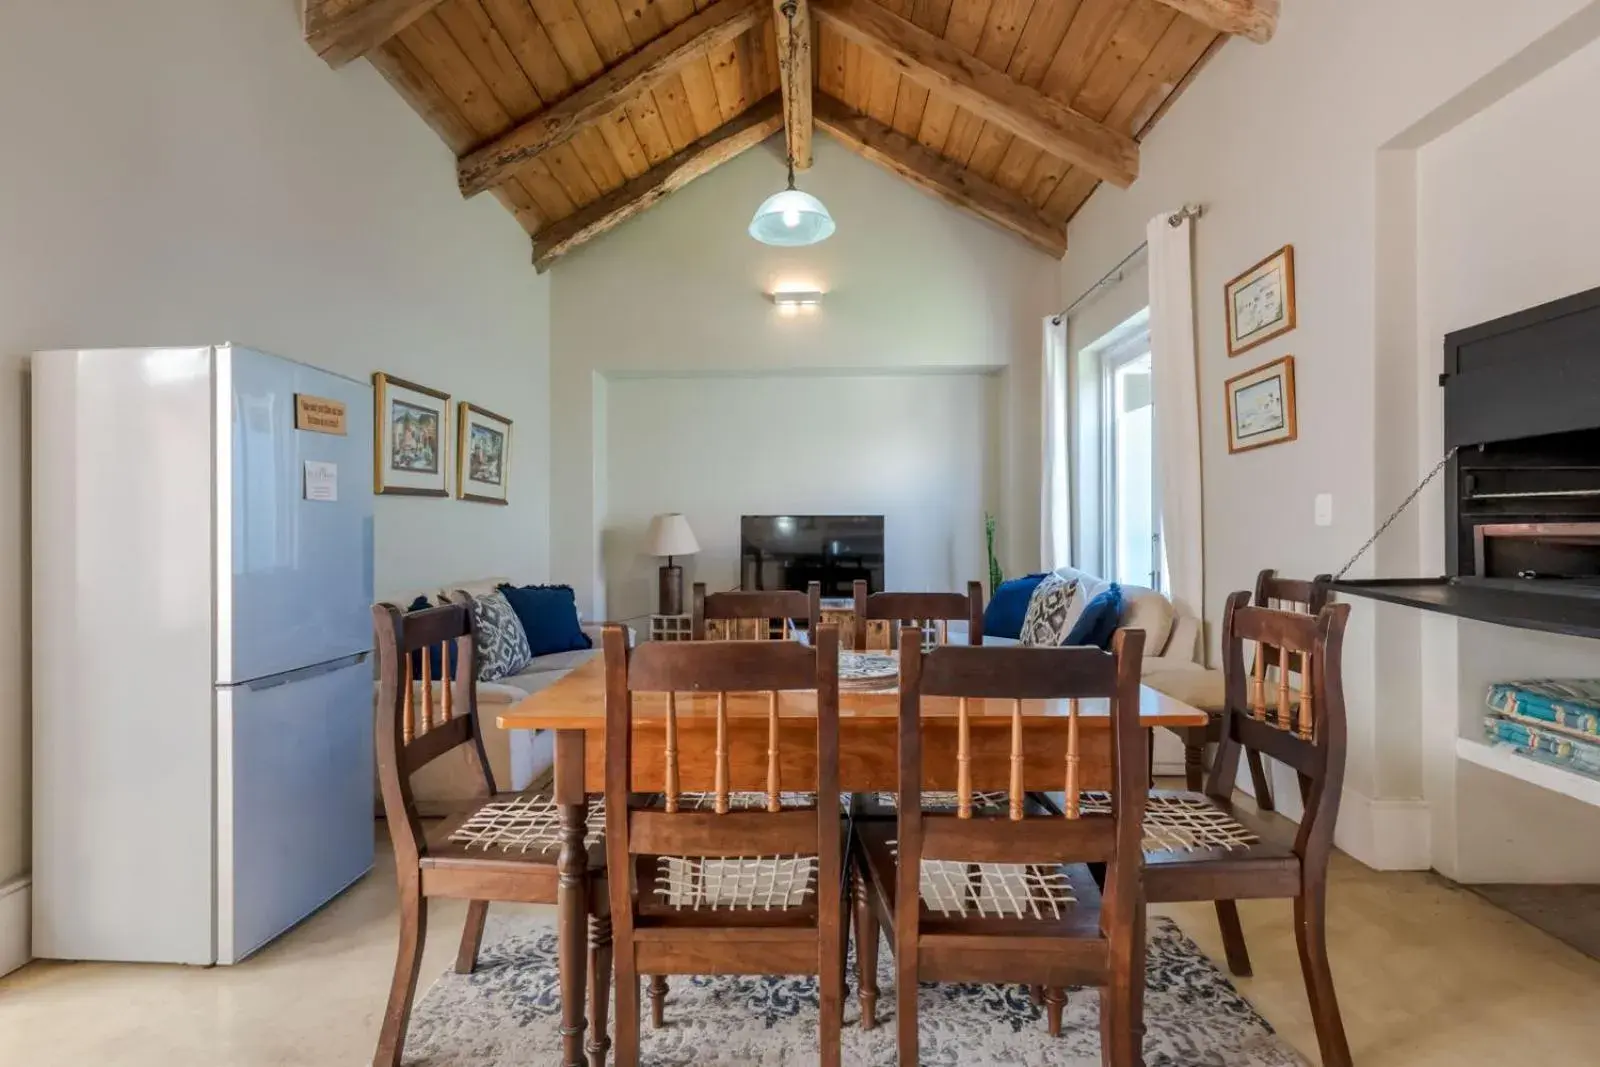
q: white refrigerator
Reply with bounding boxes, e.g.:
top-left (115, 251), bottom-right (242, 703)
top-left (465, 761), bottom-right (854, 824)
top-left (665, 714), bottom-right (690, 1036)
top-left (31, 345), bottom-right (376, 965)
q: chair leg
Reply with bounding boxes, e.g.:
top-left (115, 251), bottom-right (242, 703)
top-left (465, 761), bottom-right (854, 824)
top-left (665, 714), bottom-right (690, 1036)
top-left (372, 879), bottom-right (427, 1067)
top-left (1043, 987), bottom-right (1066, 1037)
top-left (896, 961), bottom-right (918, 1067)
top-left (1029, 985), bottom-right (1043, 1007)
top-left (1295, 884), bottom-right (1353, 1067)
top-left (614, 955), bottom-right (641, 1067)
top-left (1214, 900), bottom-right (1253, 977)
top-left (820, 919), bottom-right (844, 1067)
top-left (1184, 728), bottom-right (1206, 792)
top-left (648, 975), bottom-right (668, 1029)
top-left (854, 871), bottom-right (879, 1030)
top-left (455, 900), bottom-right (489, 975)
top-left (586, 915), bottom-right (613, 1067)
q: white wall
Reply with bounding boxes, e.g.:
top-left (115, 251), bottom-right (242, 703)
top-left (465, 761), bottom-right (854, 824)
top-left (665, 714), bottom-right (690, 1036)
top-left (1059, 0), bottom-right (1600, 872)
top-left (0, 0), bottom-right (553, 972)
top-left (603, 372), bottom-right (998, 618)
top-left (550, 136), bottom-right (1058, 617)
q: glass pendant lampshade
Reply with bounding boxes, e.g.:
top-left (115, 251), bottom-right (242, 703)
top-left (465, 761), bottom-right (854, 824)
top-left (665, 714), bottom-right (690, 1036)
top-left (748, 183), bottom-right (835, 247)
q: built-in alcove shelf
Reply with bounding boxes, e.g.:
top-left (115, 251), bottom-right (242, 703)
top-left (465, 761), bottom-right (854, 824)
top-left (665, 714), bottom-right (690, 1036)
top-left (1457, 737), bottom-right (1600, 809)
top-left (1332, 578), bottom-right (1600, 641)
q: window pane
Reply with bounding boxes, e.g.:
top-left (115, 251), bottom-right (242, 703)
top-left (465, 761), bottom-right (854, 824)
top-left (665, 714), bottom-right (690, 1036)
top-left (1110, 352), bottom-right (1154, 587)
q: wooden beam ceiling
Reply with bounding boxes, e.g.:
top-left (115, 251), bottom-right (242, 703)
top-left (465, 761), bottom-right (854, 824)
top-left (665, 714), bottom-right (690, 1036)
top-left (456, 0), bottom-right (765, 199)
top-left (772, 0), bottom-right (814, 171)
top-left (812, 0), bottom-right (1139, 188)
top-left (304, 0), bottom-right (448, 69)
top-left (533, 96), bottom-right (784, 272)
top-left (815, 96), bottom-right (1065, 258)
top-left (1154, 0), bottom-right (1278, 44)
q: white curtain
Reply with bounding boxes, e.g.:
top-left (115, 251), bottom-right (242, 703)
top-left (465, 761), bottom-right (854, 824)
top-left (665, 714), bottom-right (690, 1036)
top-left (1147, 212), bottom-right (1205, 621)
top-left (1040, 315), bottom-right (1072, 571)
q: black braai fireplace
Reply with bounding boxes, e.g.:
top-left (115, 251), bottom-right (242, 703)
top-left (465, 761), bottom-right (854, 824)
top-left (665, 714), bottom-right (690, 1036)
top-left (1336, 284), bottom-right (1600, 637)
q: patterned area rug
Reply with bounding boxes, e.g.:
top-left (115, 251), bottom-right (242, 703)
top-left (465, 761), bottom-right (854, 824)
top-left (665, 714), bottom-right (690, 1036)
top-left (403, 914), bottom-right (1307, 1066)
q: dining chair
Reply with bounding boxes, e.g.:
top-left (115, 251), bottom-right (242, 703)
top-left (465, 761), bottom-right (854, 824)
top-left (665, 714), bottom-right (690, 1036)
top-left (1140, 592), bottom-right (1353, 1067)
top-left (849, 579), bottom-right (985, 651)
top-left (371, 597), bottom-right (609, 1067)
top-left (854, 627), bottom-right (1149, 1066)
top-left (691, 582), bottom-right (822, 641)
top-left (601, 623), bottom-right (848, 1067)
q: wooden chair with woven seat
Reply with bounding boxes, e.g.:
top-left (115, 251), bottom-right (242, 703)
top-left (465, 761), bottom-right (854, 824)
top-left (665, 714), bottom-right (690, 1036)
top-left (850, 578), bottom-right (985, 651)
top-left (371, 598), bottom-right (610, 1067)
top-left (1140, 592), bottom-right (1353, 1067)
top-left (854, 627), bottom-right (1150, 1066)
top-left (602, 624), bottom-right (849, 1067)
top-left (691, 581), bottom-right (821, 641)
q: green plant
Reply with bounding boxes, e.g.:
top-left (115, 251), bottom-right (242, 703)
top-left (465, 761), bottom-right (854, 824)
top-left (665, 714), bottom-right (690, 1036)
top-left (984, 512), bottom-right (1003, 594)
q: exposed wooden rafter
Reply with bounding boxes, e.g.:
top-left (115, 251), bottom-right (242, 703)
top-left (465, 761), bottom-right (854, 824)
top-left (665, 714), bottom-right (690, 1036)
top-left (812, 0), bottom-right (1139, 188)
top-left (303, 0), bottom-right (447, 69)
top-left (1154, 0), bottom-right (1278, 44)
top-left (457, 0), bottom-right (764, 199)
top-left (815, 96), bottom-right (1065, 258)
top-left (533, 97), bottom-right (784, 272)
top-left (772, 0), bottom-right (814, 171)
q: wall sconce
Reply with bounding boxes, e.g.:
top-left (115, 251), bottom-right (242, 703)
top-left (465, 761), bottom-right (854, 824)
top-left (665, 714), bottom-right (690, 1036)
top-left (768, 290), bottom-right (824, 309)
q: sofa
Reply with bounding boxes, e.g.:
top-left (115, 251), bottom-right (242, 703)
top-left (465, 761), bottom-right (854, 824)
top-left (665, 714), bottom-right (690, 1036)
top-left (384, 577), bottom-right (631, 814)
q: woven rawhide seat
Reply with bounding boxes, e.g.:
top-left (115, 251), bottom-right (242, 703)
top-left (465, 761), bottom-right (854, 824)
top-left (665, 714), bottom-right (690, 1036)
top-left (672, 791), bottom-right (818, 812)
top-left (446, 793), bottom-right (606, 855)
top-left (1081, 790), bottom-right (1261, 855)
top-left (653, 855), bottom-right (820, 910)
top-left (914, 855), bottom-right (1079, 920)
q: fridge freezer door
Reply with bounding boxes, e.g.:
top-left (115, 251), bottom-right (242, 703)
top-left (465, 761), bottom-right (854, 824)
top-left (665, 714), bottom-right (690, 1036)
top-left (217, 654), bottom-right (375, 964)
top-left (217, 345), bottom-right (374, 685)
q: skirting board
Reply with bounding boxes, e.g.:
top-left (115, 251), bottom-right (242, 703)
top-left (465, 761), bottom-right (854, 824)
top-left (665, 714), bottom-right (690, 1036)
top-left (0, 876), bottom-right (29, 978)
top-left (1334, 795), bottom-right (1432, 871)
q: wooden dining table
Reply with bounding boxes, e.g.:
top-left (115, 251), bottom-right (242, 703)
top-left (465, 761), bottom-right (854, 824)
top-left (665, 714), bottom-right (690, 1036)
top-left (499, 652), bottom-right (1209, 1067)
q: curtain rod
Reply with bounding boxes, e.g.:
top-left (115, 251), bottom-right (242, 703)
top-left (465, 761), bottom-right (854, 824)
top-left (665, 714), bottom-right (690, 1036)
top-left (1050, 204), bottom-right (1204, 325)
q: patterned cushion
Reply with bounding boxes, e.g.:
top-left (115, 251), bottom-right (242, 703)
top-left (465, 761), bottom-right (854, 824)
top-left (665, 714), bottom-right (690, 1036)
top-left (471, 590), bottom-right (532, 681)
top-left (1019, 573), bottom-right (1078, 647)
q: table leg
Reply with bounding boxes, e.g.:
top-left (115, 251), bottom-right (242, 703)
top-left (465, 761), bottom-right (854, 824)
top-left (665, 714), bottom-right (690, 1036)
top-left (555, 729), bottom-right (589, 1067)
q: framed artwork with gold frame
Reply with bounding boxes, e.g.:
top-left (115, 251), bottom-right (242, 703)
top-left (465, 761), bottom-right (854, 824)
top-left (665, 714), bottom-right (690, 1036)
top-left (1225, 355), bottom-right (1297, 454)
top-left (1225, 245), bottom-right (1296, 356)
top-left (373, 373), bottom-right (449, 496)
top-left (456, 402), bottom-right (511, 505)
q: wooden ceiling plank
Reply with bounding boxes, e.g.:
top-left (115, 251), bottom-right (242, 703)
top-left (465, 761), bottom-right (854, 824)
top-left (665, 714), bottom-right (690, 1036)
top-left (1152, 0), bottom-right (1275, 43)
top-left (1072, 0), bottom-right (1175, 121)
top-left (534, 95), bottom-right (784, 270)
top-left (706, 31), bottom-right (750, 123)
top-left (401, 14), bottom-right (514, 136)
top-left (815, 95), bottom-right (1065, 257)
top-left (522, 156), bottom-right (581, 217)
top-left (457, 0), bottom-right (764, 197)
top-left (365, 39), bottom-right (478, 153)
top-left (306, 0), bottom-right (451, 68)
top-left (885, 0), bottom-right (954, 138)
top-left (773, 0), bottom-right (816, 169)
top-left (859, 0), bottom-right (912, 128)
top-left (814, 0), bottom-right (1138, 186)
top-left (585, 0), bottom-right (700, 155)
top-left (482, 0), bottom-right (574, 100)
top-left (1104, 15), bottom-right (1217, 134)
top-left (437, 0), bottom-right (545, 116)
top-left (1133, 23), bottom-right (1224, 138)
top-left (633, 0), bottom-right (726, 146)
top-left (940, 0), bottom-right (1037, 166)
top-left (1042, 164), bottom-right (1098, 223)
top-left (966, 0), bottom-right (1082, 184)
top-left (911, 0), bottom-right (990, 152)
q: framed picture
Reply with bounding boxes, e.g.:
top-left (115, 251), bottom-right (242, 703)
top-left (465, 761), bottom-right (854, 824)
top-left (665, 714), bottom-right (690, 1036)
top-left (457, 402), bottom-right (511, 505)
top-left (373, 373), bottom-right (449, 496)
top-left (1225, 355), bottom-right (1297, 454)
top-left (1225, 245), bottom-right (1296, 356)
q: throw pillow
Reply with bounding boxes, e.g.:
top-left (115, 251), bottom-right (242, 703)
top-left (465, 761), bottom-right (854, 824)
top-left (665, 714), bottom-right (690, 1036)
top-left (497, 583), bottom-right (592, 658)
top-left (405, 595), bottom-right (460, 680)
top-left (982, 573), bottom-right (1047, 641)
top-left (1019, 573), bottom-right (1078, 647)
top-left (1063, 583), bottom-right (1123, 650)
top-left (471, 590), bottom-right (533, 682)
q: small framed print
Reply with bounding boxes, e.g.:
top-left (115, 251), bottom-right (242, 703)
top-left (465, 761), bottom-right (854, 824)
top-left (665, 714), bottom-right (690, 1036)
top-left (373, 373), bottom-right (449, 496)
top-left (1225, 355), bottom-right (1297, 454)
top-left (457, 403), bottom-right (511, 505)
top-left (1225, 245), bottom-right (1296, 356)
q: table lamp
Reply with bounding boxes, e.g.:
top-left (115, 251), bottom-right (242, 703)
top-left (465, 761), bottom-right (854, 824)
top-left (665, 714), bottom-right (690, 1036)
top-left (646, 512), bottom-right (700, 615)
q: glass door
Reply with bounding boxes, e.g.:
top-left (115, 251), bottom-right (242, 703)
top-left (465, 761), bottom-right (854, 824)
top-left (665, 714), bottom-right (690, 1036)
top-left (1101, 343), bottom-right (1160, 589)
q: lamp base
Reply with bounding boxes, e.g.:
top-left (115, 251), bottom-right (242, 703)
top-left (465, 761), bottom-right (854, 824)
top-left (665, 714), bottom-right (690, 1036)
top-left (658, 564), bottom-right (684, 616)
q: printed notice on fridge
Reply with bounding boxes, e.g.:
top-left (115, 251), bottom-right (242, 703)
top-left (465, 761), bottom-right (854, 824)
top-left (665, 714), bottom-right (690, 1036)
top-left (304, 460), bottom-right (338, 502)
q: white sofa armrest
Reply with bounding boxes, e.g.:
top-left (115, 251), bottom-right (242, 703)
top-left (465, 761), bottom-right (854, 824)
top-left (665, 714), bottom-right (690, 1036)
top-left (1161, 613), bottom-right (1201, 665)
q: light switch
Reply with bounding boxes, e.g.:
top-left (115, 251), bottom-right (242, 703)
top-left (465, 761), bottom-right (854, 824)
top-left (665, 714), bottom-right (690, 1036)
top-left (1314, 493), bottom-right (1333, 527)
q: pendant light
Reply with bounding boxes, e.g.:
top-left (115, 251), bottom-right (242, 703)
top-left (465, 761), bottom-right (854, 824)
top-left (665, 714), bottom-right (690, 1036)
top-left (749, 1), bottom-right (835, 247)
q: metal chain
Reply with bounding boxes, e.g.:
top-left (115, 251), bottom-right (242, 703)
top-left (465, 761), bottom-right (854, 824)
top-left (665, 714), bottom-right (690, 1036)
top-left (1333, 446), bottom-right (1459, 580)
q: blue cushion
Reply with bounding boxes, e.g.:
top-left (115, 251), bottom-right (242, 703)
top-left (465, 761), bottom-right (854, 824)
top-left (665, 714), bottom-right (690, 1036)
top-left (1063, 584), bottom-right (1123, 650)
top-left (982, 574), bottom-right (1047, 641)
top-left (405, 596), bottom-right (461, 680)
top-left (498, 584), bottom-right (592, 658)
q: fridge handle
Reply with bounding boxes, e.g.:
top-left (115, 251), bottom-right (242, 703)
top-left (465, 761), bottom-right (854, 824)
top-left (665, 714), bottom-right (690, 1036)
top-left (241, 651), bottom-right (370, 691)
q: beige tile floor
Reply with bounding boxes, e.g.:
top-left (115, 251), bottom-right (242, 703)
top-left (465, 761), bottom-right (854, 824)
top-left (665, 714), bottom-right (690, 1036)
top-left (3, 840), bottom-right (1599, 1066)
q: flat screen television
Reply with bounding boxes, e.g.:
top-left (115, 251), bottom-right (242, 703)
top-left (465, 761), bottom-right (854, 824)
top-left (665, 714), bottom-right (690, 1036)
top-left (741, 515), bottom-right (885, 599)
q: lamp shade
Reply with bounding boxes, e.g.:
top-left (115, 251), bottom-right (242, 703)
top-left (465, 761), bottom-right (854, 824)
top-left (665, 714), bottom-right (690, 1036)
top-left (748, 188), bottom-right (835, 247)
top-left (645, 513), bottom-right (700, 557)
